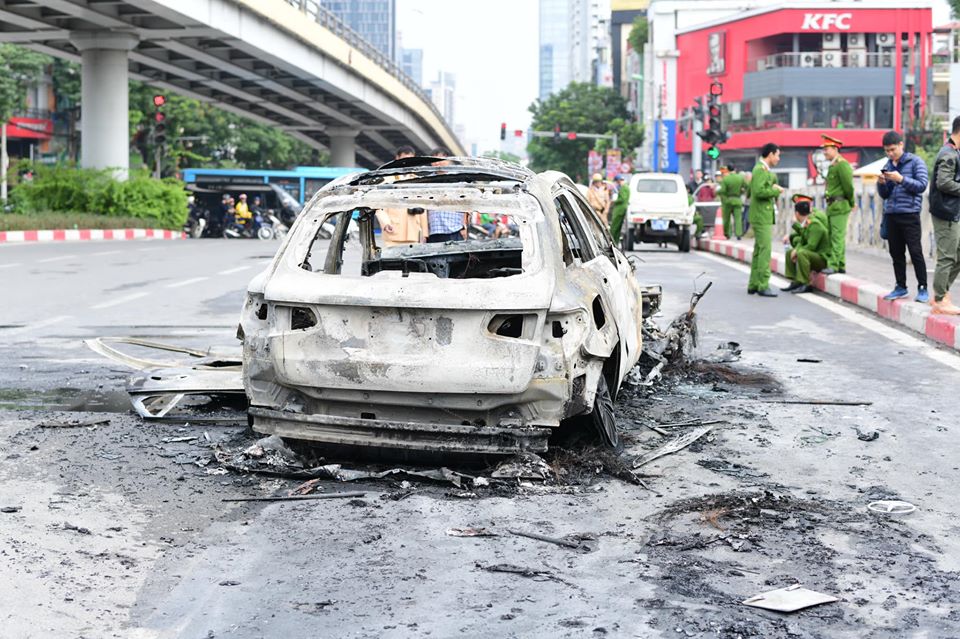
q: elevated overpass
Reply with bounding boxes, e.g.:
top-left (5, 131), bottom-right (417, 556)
top-left (0, 0), bottom-right (464, 171)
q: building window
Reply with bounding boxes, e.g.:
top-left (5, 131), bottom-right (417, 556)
top-left (797, 97), bottom-right (866, 128)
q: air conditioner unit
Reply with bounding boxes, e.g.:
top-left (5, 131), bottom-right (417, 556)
top-left (756, 58), bottom-right (766, 71)
top-left (876, 32), bottom-right (895, 47)
top-left (800, 53), bottom-right (818, 67)
top-left (880, 52), bottom-right (894, 67)
top-left (822, 51), bottom-right (840, 68)
top-left (848, 51), bottom-right (866, 67)
top-left (847, 33), bottom-right (865, 49)
top-left (822, 33), bottom-right (841, 49)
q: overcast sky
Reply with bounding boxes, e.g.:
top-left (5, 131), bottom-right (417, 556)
top-left (397, 0), bottom-right (953, 155)
top-left (397, 0), bottom-right (539, 155)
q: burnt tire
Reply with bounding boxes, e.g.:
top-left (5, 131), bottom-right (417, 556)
top-left (678, 228), bottom-right (691, 253)
top-left (590, 375), bottom-right (621, 450)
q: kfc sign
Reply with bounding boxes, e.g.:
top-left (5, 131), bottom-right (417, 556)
top-left (801, 13), bottom-right (852, 30)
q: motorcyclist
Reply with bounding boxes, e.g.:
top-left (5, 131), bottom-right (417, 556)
top-left (235, 194), bottom-right (253, 235)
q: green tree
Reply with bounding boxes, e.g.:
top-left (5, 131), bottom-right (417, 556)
top-left (627, 15), bottom-right (648, 54)
top-left (0, 44), bottom-right (47, 201)
top-left (527, 82), bottom-right (642, 180)
top-left (128, 82), bottom-right (323, 176)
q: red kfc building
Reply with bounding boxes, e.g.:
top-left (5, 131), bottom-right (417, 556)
top-left (674, 3), bottom-right (933, 186)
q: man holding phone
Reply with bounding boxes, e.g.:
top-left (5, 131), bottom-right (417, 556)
top-left (877, 130), bottom-right (929, 302)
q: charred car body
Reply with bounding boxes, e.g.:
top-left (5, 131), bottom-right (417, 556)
top-left (239, 158), bottom-right (659, 455)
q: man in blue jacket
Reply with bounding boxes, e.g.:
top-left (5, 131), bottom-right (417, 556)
top-left (877, 130), bottom-right (930, 302)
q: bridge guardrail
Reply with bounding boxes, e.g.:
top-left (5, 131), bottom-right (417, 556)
top-left (284, 0), bottom-right (453, 140)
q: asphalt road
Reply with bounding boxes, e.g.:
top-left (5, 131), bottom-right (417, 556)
top-left (2, 238), bottom-right (959, 638)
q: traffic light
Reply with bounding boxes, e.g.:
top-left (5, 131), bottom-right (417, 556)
top-left (500, 122), bottom-right (506, 140)
top-left (692, 96), bottom-right (704, 120)
top-left (706, 145), bottom-right (720, 160)
top-left (708, 102), bottom-right (722, 135)
top-left (554, 124), bottom-right (561, 141)
top-left (153, 94), bottom-right (166, 107)
top-left (154, 108), bottom-right (167, 145)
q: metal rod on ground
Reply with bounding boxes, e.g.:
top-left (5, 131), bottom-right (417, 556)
top-left (223, 492), bottom-right (366, 502)
top-left (507, 529), bottom-right (582, 549)
top-left (760, 400), bottom-right (872, 406)
top-left (658, 419), bottom-right (727, 428)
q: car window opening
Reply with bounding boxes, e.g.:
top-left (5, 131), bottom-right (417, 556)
top-left (304, 207), bottom-right (526, 280)
top-left (635, 179), bottom-right (679, 193)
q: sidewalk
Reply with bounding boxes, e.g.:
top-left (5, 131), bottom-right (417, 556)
top-left (696, 236), bottom-right (960, 352)
top-left (0, 228), bottom-right (184, 243)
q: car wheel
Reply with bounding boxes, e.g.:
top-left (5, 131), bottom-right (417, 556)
top-left (590, 375), bottom-right (621, 450)
top-left (678, 228), bottom-right (691, 253)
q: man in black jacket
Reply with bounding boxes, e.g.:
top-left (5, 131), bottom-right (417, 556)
top-left (930, 116), bottom-right (960, 314)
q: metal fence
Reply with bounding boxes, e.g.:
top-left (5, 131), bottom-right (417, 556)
top-left (282, 0), bottom-right (450, 133)
top-left (773, 187), bottom-right (934, 259)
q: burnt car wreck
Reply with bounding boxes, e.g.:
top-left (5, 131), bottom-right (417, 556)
top-left (233, 158), bottom-right (660, 456)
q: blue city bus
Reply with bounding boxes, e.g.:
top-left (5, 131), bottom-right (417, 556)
top-left (181, 166), bottom-right (358, 204)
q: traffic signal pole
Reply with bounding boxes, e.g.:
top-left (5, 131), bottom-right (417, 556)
top-left (692, 112), bottom-right (703, 175)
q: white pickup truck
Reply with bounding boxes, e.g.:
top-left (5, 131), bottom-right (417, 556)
top-left (622, 172), bottom-right (695, 253)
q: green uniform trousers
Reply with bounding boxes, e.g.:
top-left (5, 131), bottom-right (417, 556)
top-left (722, 201), bottom-right (743, 239)
top-left (693, 212), bottom-right (704, 236)
top-left (749, 224), bottom-right (773, 291)
top-left (932, 217), bottom-right (960, 301)
top-left (785, 248), bottom-right (827, 284)
top-left (609, 207), bottom-right (627, 242)
top-left (826, 203), bottom-right (851, 270)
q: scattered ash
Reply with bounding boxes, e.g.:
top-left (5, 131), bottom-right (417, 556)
top-left (641, 489), bottom-right (960, 638)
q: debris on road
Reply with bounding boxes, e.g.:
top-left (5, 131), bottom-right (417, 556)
top-left (61, 522), bottom-right (92, 535)
top-left (1, 506), bottom-right (21, 514)
top-left (507, 528), bottom-right (589, 550)
top-left (632, 425), bottom-right (714, 469)
top-left (289, 478), bottom-right (323, 496)
top-left (705, 341), bottom-right (742, 363)
top-left (868, 500), bottom-right (916, 515)
top-left (657, 418), bottom-right (726, 429)
top-left (447, 527), bottom-right (497, 537)
top-left (797, 358), bottom-right (822, 363)
top-left (38, 417), bottom-right (110, 429)
top-left (491, 452), bottom-right (553, 480)
top-left (741, 584), bottom-right (839, 613)
top-left (856, 429), bottom-right (880, 442)
top-left (222, 492), bottom-right (366, 503)
top-left (85, 337), bottom-right (244, 419)
top-left (762, 399), bottom-right (873, 406)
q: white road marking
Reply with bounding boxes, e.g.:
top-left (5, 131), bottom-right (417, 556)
top-left (91, 291), bottom-right (149, 310)
top-left (37, 254), bottom-right (76, 263)
top-left (3, 315), bottom-right (72, 336)
top-left (698, 252), bottom-right (960, 373)
top-left (137, 247), bottom-right (162, 253)
top-left (218, 265), bottom-right (252, 275)
top-left (90, 250), bottom-right (122, 257)
top-left (164, 276), bottom-right (209, 289)
top-left (0, 263), bottom-right (22, 269)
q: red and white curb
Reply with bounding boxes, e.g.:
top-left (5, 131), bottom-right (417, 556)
top-left (0, 228), bottom-right (185, 244)
top-left (697, 238), bottom-right (960, 352)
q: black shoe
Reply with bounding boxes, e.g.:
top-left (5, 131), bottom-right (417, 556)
top-left (820, 268), bottom-right (836, 275)
top-left (756, 288), bottom-right (778, 297)
top-left (838, 268), bottom-right (846, 274)
top-left (791, 284), bottom-right (813, 294)
top-left (781, 282), bottom-right (802, 292)
top-left (747, 288), bottom-right (757, 295)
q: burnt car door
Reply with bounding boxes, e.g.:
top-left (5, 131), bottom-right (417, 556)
top-left (556, 187), bottom-right (641, 389)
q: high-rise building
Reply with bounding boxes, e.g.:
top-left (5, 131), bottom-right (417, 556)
top-left (426, 72), bottom-right (456, 125)
top-left (539, 0), bottom-right (614, 100)
top-left (400, 48), bottom-right (424, 86)
top-left (539, 0), bottom-right (572, 100)
top-left (321, 0), bottom-right (396, 60)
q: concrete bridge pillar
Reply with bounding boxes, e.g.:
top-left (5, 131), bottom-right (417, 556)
top-left (328, 129), bottom-right (359, 167)
top-left (70, 31), bottom-right (139, 178)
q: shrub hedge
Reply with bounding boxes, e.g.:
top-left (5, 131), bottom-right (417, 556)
top-left (8, 165), bottom-right (188, 229)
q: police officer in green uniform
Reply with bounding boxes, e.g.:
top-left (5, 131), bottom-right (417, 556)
top-left (608, 175), bottom-right (630, 242)
top-left (820, 134), bottom-right (855, 274)
top-left (781, 194), bottom-right (831, 294)
top-left (748, 143), bottom-right (785, 296)
top-left (718, 165), bottom-right (746, 239)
